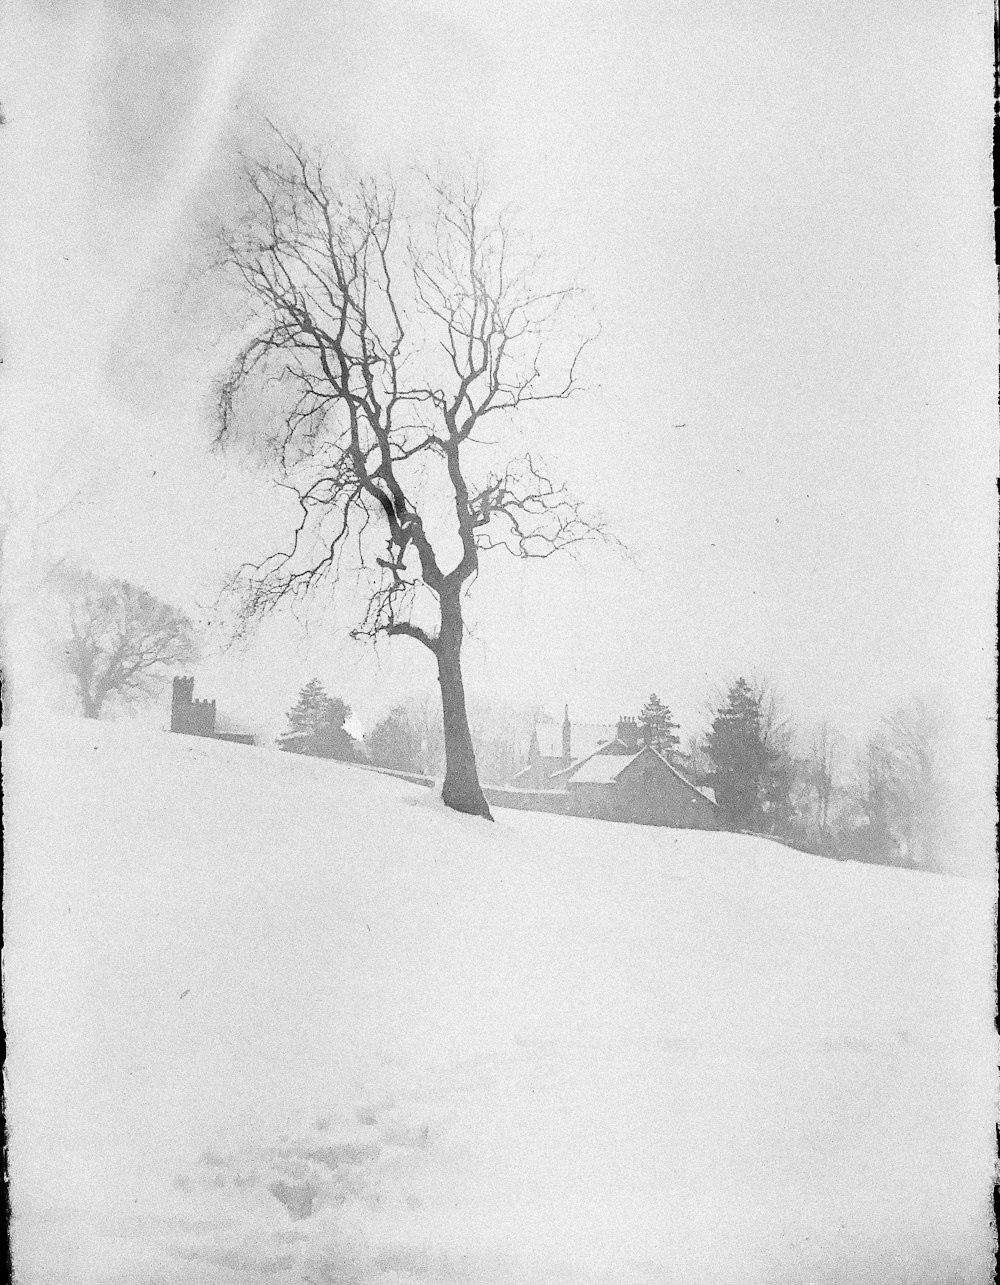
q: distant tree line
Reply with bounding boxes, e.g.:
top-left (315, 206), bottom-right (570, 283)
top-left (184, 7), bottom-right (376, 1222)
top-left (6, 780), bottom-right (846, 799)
top-left (275, 682), bottom-right (434, 775)
top-left (351, 677), bottom-right (946, 873)
top-left (678, 677), bottom-right (946, 874)
top-left (44, 559), bottom-right (947, 876)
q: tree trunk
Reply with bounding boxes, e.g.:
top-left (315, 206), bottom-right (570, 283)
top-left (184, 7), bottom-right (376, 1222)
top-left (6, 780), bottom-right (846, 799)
top-left (436, 591), bottom-right (492, 820)
top-left (81, 689), bottom-right (103, 719)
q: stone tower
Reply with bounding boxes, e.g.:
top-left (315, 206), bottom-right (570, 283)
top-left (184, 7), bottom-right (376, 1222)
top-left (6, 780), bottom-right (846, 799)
top-left (171, 676), bottom-right (217, 736)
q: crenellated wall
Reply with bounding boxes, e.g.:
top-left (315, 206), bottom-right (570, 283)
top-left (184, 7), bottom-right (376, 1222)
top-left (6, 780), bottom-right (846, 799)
top-left (170, 677), bottom-right (254, 744)
top-left (171, 677), bottom-right (217, 735)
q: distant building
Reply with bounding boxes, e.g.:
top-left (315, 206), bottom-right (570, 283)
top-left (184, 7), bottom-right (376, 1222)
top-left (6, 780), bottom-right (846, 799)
top-left (170, 677), bottom-right (255, 746)
top-left (509, 706), bottom-right (616, 790)
top-left (509, 711), bottom-right (717, 829)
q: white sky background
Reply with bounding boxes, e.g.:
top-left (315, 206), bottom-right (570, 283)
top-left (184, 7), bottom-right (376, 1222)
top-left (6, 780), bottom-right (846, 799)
top-left (1, 2), bottom-right (995, 781)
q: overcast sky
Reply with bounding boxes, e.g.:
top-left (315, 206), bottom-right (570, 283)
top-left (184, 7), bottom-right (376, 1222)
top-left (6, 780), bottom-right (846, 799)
top-left (1, 1), bottom-right (995, 780)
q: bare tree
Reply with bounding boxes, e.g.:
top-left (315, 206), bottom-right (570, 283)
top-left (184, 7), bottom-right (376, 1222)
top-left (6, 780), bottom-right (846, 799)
top-left (53, 565), bottom-right (198, 719)
top-left (214, 132), bottom-right (605, 817)
top-left (881, 698), bottom-right (944, 871)
top-left (849, 734), bottom-right (901, 865)
top-left (681, 733), bottom-right (711, 785)
top-left (404, 693), bottom-right (446, 778)
top-left (742, 673), bottom-right (796, 834)
top-left (803, 720), bottom-right (843, 848)
top-left (839, 700), bottom-right (947, 870)
top-left (0, 461), bottom-right (87, 720)
top-left (467, 695), bottom-right (550, 786)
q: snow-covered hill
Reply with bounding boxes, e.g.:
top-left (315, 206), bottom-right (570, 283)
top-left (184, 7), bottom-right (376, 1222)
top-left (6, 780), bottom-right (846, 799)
top-left (4, 718), bottom-right (996, 1284)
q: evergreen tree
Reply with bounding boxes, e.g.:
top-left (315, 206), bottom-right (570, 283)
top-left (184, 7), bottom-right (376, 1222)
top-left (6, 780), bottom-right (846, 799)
top-left (638, 693), bottom-right (681, 758)
top-left (705, 678), bottom-right (773, 831)
top-left (278, 679), bottom-right (356, 760)
top-left (367, 707), bottom-right (423, 774)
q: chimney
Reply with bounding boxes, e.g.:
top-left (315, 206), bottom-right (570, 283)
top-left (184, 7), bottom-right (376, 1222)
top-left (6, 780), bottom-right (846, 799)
top-left (562, 704), bottom-right (571, 762)
top-left (616, 715), bottom-right (639, 754)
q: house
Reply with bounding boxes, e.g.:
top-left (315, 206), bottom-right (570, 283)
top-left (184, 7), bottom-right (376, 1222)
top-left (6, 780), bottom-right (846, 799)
top-left (170, 677), bottom-right (255, 745)
top-left (508, 707), bottom-right (616, 790)
top-left (508, 711), bottom-right (717, 829)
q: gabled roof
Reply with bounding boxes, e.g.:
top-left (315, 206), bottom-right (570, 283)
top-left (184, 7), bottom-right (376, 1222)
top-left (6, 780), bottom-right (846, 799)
top-left (546, 738), bottom-right (622, 782)
top-left (509, 762), bottom-right (562, 787)
top-left (648, 752), bottom-right (718, 807)
top-left (567, 752), bottom-right (640, 784)
top-left (557, 743), bottom-right (718, 807)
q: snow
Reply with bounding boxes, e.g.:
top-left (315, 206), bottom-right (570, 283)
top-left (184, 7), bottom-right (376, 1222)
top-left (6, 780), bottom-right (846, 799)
top-left (4, 715), bottom-right (996, 1285)
top-left (566, 751), bottom-right (637, 783)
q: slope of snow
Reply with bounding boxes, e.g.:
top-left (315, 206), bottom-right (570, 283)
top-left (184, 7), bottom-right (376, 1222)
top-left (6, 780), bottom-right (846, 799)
top-left (4, 717), bottom-right (996, 1284)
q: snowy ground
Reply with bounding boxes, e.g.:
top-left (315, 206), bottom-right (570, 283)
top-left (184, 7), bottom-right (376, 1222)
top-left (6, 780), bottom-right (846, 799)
top-left (4, 717), bottom-right (996, 1284)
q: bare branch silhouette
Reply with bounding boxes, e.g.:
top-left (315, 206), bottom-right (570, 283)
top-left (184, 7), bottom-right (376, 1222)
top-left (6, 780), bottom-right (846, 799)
top-left (214, 134), bottom-right (608, 816)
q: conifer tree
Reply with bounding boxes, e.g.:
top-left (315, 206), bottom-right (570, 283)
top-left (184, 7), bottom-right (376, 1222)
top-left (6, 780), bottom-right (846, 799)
top-left (638, 693), bottom-right (681, 758)
top-left (366, 707), bottom-right (423, 774)
top-left (279, 679), bottom-right (356, 760)
top-left (705, 677), bottom-right (774, 831)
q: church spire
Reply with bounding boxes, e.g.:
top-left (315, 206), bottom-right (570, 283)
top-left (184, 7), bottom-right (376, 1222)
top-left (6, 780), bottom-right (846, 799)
top-left (562, 704), bottom-right (571, 761)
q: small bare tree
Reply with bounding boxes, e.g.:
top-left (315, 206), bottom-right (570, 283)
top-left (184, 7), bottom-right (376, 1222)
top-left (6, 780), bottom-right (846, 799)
top-left (847, 703), bottom-right (944, 870)
top-left (850, 734), bottom-right (902, 864)
top-left (0, 460), bottom-right (85, 716)
top-left (53, 565), bottom-right (198, 719)
top-left (804, 720), bottom-right (843, 848)
top-left (881, 698), bottom-right (944, 871)
top-left (214, 133), bottom-right (604, 817)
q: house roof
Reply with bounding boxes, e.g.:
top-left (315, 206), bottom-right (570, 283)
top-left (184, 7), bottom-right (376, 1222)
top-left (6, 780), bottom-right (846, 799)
top-left (560, 744), bottom-right (718, 808)
top-left (666, 764), bottom-right (717, 807)
top-left (509, 763), bottom-right (562, 787)
top-left (547, 738), bottom-right (622, 782)
top-left (567, 753), bottom-right (639, 784)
